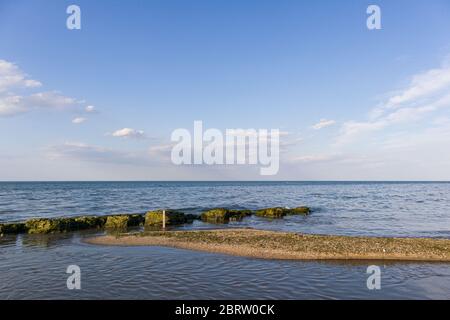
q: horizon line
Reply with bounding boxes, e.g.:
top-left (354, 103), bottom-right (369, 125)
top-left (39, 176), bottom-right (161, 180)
top-left (1, 180), bottom-right (450, 183)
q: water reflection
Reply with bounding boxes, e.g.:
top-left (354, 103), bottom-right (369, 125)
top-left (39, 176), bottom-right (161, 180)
top-left (0, 230), bottom-right (449, 299)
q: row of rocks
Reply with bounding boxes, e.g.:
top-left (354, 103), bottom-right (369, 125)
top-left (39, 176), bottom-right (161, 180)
top-left (200, 208), bottom-right (253, 223)
top-left (0, 206), bottom-right (310, 235)
top-left (0, 210), bottom-right (193, 235)
top-left (201, 206), bottom-right (310, 223)
top-left (255, 207), bottom-right (310, 218)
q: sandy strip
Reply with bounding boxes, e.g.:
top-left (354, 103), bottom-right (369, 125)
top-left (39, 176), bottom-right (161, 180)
top-left (85, 228), bottom-right (450, 261)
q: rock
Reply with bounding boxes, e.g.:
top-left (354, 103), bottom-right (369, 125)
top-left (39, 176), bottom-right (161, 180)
top-left (105, 214), bottom-right (144, 229)
top-left (228, 209), bottom-right (253, 222)
top-left (5, 214), bottom-right (142, 234)
top-left (145, 210), bottom-right (186, 226)
top-left (287, 206), bottom-right (310, 215)
top-left (201, 208), bottom-right (229, 223)
top-left (254, 207), bottom-right (286, 218)
top-left (104, 215), bottom-right (128, 229)
top-left (127, 214), bottom-right (146, 226)
top-left (201, 208), bottom-right (252, 223)
top-left (255, 206), bottom-right (310, 218)
top-left (72, 216), bottom-right (107, 229)
top-left (0, 222), bottom-right (27, 234)
top-left (26, 216), bottom-right (111, 234)
top-left (57, 216), bottom-right (106, 232)
top-left (26, 218), bottom-right (64, 234)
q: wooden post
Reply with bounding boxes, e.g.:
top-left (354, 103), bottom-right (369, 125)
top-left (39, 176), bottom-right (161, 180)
top-left (162, 209), bottom-right (166, 230)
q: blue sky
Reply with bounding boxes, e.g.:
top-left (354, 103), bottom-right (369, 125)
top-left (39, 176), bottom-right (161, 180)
top-left (1, 0), bottom-right (450, 180)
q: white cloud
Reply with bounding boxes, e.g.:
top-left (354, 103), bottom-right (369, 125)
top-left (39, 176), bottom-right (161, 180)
top-left (27, 91), bottom-right (77, 110)
top-left (336, 120), bottom-right (387, 145)
top-left (336, 60), bottom-right (450, 145)
top-left (0, 59), bottom-right (93, 118)
top-left (85, 105), bottom-right (96, 113)
top-left (0, 95), bottom-right (26, 117)
top-left (0, 91), bottom-right (79, 117)
top-left (72, 117), bottom-right (86, 124)
top-left (312, 119), bottom-right (336, 130)
top-left (111, 128), bottom-right (146, 139)
top-left (386, 65), bottom-right (450, 109)
top-left (380, 120), bottom-right (450, 151)
top-left (0, 60), bottom-right (41, 92)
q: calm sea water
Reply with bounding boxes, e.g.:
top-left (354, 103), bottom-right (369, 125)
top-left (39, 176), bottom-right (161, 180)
top-left (1, 181), bottom-right (450, 299)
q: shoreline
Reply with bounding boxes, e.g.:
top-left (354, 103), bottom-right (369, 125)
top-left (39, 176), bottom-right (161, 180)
top-left (85, 228), bottom-right (450, 262)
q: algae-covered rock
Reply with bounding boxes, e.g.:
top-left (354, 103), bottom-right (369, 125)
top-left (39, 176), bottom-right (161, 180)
top-left (145, 210), bottom-right (186, 226)
top-left (72, 216), bottom-right (107, 229)
top-left (128, 214), bottom-right (145, 226)
top-left (228, 209), bottom-right (252, 222)
top-left (201, 208), bottom-right (229, 223)
top-left (0, 222), bottom-right (27, 234)
top-left (26, 218), bottom-right (64, 234)
top-left (230, 209), bottom-right (253, 217)
top-left (105, 215), bottom-right (129, 229)
top-left (201, 208), bottom-right (252, 223)
top-left (26, 216), bottom-right (110, 234)
top-left (287, 206), bottom-right (310, 215)
top-left (105, 214), bottom-right (144, 229)
top-left (255, 206), bottom-right (310, 218)
top-left (254, 207), bottom-right (286, 218)
top-left (18, 214), bottom-right (143, 234)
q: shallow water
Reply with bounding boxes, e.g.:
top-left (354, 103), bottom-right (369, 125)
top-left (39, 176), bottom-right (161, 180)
top-left (1, 232), bottom-right (450, 299)
top-left (1, 181), bottom-right (450, 299)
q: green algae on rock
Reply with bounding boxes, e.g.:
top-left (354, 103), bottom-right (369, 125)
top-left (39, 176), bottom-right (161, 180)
top-left (145, 210), bottom-right (187, 226)
top-left (2, 211), bottom-right (187, 234)
top-left (255, 207), bottom-right (285, 218)
top-left (105, 214), bottom-right (144, 229)
top-left (26, 218), bottom-right (63, 234)
top-left (286, 206), bottom-right (310, 215)
top-left (201, 208), bottom-right (253, 223)
top-left (228, 209), bottom-right (253, 221)
top-left (1, 206), bottom-right (311, 234)
top-left (255, 206), bottom-right (310, 218)
top-left (72, 216), bottom-right (107, 229)
top-left (26, 216), bottom-right (109, 234)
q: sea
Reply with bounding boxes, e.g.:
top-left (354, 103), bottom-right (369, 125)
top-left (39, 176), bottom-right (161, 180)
top-left (1, 181), bottom-right (449, 299)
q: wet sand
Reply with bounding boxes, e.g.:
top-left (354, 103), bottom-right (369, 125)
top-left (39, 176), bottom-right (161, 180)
top-left (85, 228), bottom-right (450, 261)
